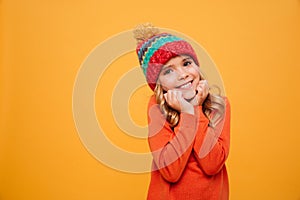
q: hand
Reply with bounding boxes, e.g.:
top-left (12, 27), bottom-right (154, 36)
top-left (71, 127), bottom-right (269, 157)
top-left (191, 80), bottom-right (209, 106)
top-left (164, 90), bottom-right (194, 115)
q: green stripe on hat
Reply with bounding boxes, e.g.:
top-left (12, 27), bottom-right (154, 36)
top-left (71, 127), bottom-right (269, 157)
top-left (141, 35), bottom-right (182, 75)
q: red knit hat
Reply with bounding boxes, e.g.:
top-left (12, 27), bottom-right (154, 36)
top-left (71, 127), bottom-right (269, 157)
top-left (134, 24), bottom-right (199, 90)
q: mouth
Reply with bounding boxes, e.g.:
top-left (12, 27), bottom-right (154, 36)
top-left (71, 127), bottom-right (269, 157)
top-left (176, 80), bottom-right (193, 89)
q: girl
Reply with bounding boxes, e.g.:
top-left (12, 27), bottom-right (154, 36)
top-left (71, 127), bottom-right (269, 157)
top-left (133, 23), bottom-right (231, 200)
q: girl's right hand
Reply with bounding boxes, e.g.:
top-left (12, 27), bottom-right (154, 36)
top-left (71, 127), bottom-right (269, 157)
top-left (164, 90), bottom-right (194, 115)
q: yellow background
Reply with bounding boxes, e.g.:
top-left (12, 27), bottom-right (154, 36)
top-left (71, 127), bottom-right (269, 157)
top-left (1, 0), bottom-right (300, 199)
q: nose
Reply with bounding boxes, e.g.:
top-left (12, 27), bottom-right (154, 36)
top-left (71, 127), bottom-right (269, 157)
top-left (177, 68), bottom-right (189, 80)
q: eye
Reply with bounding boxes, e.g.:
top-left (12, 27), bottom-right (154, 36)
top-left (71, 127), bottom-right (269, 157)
top-left (183, 61), bottom-right (192, 66)
top-left (163, 68), bottom-right (173, 75)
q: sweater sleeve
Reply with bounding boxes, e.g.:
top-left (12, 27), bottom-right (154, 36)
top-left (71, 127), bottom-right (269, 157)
top-left (147, 96), bottom-right (198, 183)
top-left (193, 97), bottom-right (231, 176)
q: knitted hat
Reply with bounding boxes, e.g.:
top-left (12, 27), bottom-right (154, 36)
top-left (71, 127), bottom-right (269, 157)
top-left (133, 23), bottom-right (199, 90)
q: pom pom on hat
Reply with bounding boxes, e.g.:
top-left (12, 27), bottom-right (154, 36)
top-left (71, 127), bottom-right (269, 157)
top-left (133, 23), bottom-right (159, 44)
top-left (133, 23), bottom-right (199, 90)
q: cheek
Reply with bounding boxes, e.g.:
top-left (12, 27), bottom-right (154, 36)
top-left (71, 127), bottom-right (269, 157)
top-left (186, 70), bottom-right (197, 79)
top-left (158, 77), bottom-right (176, 91)
top-left (190, 65), bottom-right (200, 74)
top-left (190, 66), bottom-right (201, 79)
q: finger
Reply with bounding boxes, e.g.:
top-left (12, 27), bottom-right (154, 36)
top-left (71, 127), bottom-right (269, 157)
top-left (166, 90), bottom-right (180, 109)
top-left (198, 80), bottom-right (206, 85)
top-left (198, 90), bottom-right (203, 101)
top-left (168, 90), bottom-right (178, 106)
top-left (203, 80), bottom-right (209, 91)
top-left (200, 79), bottom-right (208, 84)
top-left (197, 85), bottom-right (203, 96)
top-left (175, 90), bottom-right (182, 99)
top-left (164, 93), bottom-right (169, 104)
top-left (169, 90), bottom-right (176, 103)
top-left (167, 90), bottom-right (174, 100)
top-left (198, 80), bottom-right (208, 88)
top-left (198, 80), bottom-right (208, 93)
top-left (202, 79), bottom-right (208, 84)
top-left (199, 81), bottom-right (207, 88)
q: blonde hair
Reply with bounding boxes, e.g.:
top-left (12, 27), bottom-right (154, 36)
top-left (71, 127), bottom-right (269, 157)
top-left (154, 73), bottom-right (225, 128)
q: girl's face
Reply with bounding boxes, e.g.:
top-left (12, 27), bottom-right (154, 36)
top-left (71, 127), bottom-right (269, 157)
top-left (157, 55), bottom-right (200, 100)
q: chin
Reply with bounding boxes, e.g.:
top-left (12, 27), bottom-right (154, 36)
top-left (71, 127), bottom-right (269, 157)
top-left (182, 90), bottom-right (196, 100)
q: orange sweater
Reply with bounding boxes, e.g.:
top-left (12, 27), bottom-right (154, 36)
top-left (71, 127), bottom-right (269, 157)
top-left (146, 95), bottom-right (231, 200)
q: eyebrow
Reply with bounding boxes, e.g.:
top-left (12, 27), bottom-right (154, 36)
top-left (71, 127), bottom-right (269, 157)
top-left (182, 56), bottom-right (193, 62)
top-left (162, 64), bottom-right (172, 70)
top-left (162, 63), bottom-right (173, 70)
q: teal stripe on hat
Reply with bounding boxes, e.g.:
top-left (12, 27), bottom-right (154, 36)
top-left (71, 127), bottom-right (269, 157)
top-left (141, 35), bottom-right (182, 75)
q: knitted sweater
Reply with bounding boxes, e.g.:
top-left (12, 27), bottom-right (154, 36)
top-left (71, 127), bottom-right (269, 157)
top-left (146, 95), bottom-right (231, 200)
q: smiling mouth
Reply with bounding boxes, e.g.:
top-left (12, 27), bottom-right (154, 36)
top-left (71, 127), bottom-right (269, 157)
top-left (176, 80), bottom-right (193, 89)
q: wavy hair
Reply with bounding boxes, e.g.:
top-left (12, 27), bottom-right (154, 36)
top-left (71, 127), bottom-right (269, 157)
top-left (154, 72), bottom-right (225, 128)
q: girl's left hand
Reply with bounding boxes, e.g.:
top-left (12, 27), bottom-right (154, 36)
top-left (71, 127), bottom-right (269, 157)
top-left (191, 80), bottom-right (209, 106)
